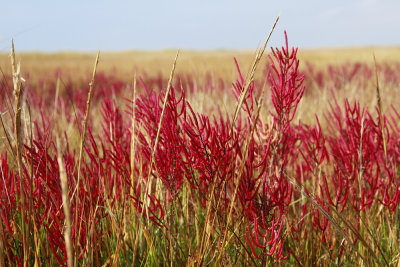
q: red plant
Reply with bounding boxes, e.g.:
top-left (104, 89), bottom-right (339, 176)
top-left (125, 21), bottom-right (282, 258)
top-left (2, 30), bottom-right (400, 266)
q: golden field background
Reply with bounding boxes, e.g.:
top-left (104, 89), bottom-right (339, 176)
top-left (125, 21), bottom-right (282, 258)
top-left (1, 47), bottom-right (400, 81)
top-left (1, 46), bottom-right (400, 126)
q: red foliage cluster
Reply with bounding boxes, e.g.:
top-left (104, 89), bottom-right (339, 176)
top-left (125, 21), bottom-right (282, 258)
top-left (1, 31), bottom-right (400, 265)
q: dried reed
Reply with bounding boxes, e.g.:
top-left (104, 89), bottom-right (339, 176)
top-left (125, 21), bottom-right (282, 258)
top-left (11, 39), bottom-right (29, 267)
top-left (57, 138), bottom-right (73, 267)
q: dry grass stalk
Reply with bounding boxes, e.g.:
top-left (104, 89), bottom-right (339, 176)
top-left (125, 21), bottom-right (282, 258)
top-left (217, 14), bottom-right (280, 263)
top-left (71, 50), bottom-right (100, 199)
top-left (31, 214), bottom-right (44, 266)
top-left (71, 50), bottom-right (100, 265)
top-left (11, 39), bottom-right (29, 267)
top-left (25, 103), bottom-right (39, 265)
top-left (0, 112), bottom-right (16, 158)
top-left (56, 138), bottom-right (73, 267)
top-left (285, 173), bottom-right (386, 266)
top-left (232, 13), bottom-right (280, 126)
top-left (217, 83), bottom-right (269, 264)
top-left (111, 197), bottom-right (127, 267)
top-left (359, 214), bottom-right (389, 266)
top-left (54, 76), bottom-right (61, 111)
top-left (131, 218), bottom-right (140, 267)
top-left (198, 173), bottom-right (220, 264)
top-left (358, 116), bottom-right (365, 197)
top-left (373, 53), bottom-right (382, 114)
top-left (141, 223), bottom-right (156, 262)
top-left (373, 53), bottom-right (387, 163)
top-left (145, 50), bottom-right (179, 213)
top-left (130, 74), bottom-right (137, 197)
top-left (122, 73), bottom-right (137, 252)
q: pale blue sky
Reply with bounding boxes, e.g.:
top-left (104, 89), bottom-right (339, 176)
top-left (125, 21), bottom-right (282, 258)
top-left (1, 0), bottom-right (399, 52)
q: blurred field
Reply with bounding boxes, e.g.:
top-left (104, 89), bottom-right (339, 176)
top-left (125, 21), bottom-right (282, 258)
top-left (1, 46), bottom-right (400, 82)
top-left (1, 46), bottom-right (400, 148)
top-left (2, 46), bottom-right (400, 124)
top-left (2, 46), bottom-right (400, 162)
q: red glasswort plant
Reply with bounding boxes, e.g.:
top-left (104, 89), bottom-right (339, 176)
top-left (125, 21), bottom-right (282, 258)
top-left (241, 31), bottom-right (305, 261)
top-left (2, 29), bottom-right (400, 266)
